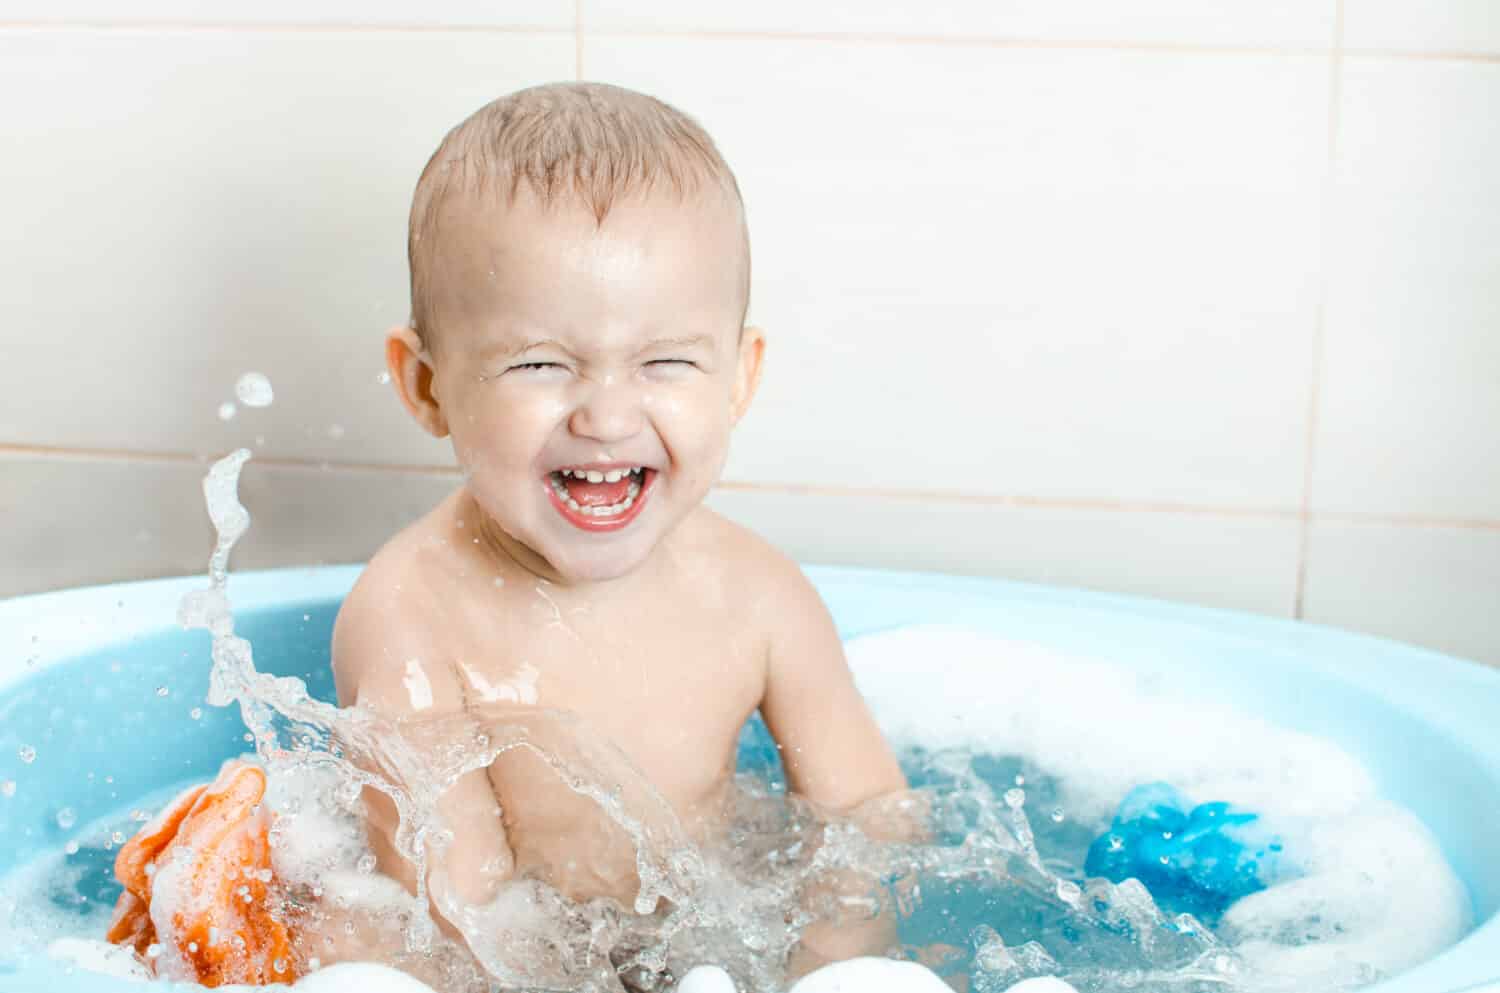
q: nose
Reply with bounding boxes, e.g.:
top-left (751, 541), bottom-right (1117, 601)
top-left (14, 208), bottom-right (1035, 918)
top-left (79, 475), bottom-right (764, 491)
top-left (568, 377), bottom-right (644, 444)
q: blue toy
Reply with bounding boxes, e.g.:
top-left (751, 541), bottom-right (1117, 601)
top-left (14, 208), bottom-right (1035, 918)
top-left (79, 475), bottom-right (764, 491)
top-left (1085, 782), bottom-right (1286, 921)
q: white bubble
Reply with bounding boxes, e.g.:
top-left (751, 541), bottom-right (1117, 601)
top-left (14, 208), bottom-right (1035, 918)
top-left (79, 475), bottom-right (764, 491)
top-left (55, 807), bottom-right (76, 830)
top-left (235, 372), bottom-right (274, 407)
top-left (1, 780), bottom-right (15, 799)
top-left (18, 745), bottom-right (36, 764)
top-left (376, 371), bottom-right (391, 385)
top-left (218, 402), bottom-right (237, 421)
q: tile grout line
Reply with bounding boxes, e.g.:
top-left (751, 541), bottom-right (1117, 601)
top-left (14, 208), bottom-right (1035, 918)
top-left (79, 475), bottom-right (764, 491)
top-left (0, 20), bottom-right (1487, 63)
top-left (1292, 0), bottom-right (1347, 621)
top-left (574, 0), bottom-right (584, 79)
top-left (0, 20), bottom-right (570, 34)
top-left (5, 441), bottom-right (1499, 530)
top-left (0, 20), bottom-right (1495, 63)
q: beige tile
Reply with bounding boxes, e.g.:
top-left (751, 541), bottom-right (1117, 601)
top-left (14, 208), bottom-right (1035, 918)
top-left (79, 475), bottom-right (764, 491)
top-left (583, 0), bottom-right (1336, 48)
top-left (0, 453), bottom-right (211, 596)
top-left (0, 1), bottom-right (571, 28)
top-left (590, 37), bottom-right (1329, 509)
top-left (1302, 518), bottom-right (1500, 667)
top-left (0, 29), bottom-right (571, 465)
top-left (0, 452), bottom-right (456, 597)
top-left (1312, 59), bottom-right (1500, 520)
top-left (1344, 0), bottom-right (1500, 56)
top-left (707, 486), bottom-right (1300, 617)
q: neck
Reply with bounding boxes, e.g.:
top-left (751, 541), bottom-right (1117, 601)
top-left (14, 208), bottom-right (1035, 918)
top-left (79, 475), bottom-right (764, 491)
top-left (459, 487), bottom-right (667, 591)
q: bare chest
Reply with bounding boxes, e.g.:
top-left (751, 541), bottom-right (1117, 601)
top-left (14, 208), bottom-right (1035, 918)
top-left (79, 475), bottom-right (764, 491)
top-left (443, 580), bottom-right (766, 805)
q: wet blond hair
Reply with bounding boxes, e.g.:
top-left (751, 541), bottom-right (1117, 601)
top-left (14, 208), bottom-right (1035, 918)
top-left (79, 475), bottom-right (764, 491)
top-left (407, 81), bottom-right (750, 349)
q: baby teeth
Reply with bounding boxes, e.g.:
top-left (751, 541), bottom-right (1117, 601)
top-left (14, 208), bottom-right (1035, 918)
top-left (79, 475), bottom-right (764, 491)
top-left (548, 471), bottom-right (644, 519)
top-left (560, 466), bottom-right (644, 479)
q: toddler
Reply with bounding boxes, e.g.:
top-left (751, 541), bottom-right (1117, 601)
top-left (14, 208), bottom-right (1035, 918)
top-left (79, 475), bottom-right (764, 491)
top-left (334, 81), bottom-right (908, 983)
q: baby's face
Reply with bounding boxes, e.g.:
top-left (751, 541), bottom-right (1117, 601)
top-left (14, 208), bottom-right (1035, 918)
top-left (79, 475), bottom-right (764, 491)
top-left (414, 187), bottom-right (759, 584)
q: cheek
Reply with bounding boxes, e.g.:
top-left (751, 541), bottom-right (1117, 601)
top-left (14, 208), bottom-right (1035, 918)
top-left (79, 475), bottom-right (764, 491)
top-left (450, 390), bottom-right (570, 473)
top-left (646, 383), bottom-right (735, 461)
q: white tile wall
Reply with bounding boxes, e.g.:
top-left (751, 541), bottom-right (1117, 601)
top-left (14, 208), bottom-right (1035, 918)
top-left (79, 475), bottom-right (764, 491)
top-left (709, 487), bottom-right (1300, 616)
top-left (0, 28), bottom-right (572, 465)
top-left (1312, 59), bottom-right (1500, 521)
top-left (582, 0), bottom-right (1337, 49)
top-left (1, 10), bottom-right (1496, 668)
top-left (0, 1), bottom-right (572, 28)
top-left (1344, 0), bottom-right (1500, 56)
top-left (588, 37), bottom-right (1328, 509)
top-left (1303, 519), bottom-right (1500, 667)
top-left (0, 451), bottom-right (455, 596)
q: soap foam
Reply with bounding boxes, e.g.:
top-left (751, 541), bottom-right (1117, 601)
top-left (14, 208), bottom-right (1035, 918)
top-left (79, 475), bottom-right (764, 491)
top-left (846, 625), bottom-right (1471, 988)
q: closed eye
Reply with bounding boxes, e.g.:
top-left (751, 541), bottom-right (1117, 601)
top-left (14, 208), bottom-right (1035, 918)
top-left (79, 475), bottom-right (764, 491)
top-left (512, 361), bottom-right (563, 372)
top-left (646, 359), bottom-right (696, 368)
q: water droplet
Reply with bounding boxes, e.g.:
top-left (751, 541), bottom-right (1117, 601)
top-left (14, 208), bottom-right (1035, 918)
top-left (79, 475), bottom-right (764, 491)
top-left (187, 942), bottom-right (199, 954)
top-left (273, 958), bottom-right (287, 974)
top-left (190, 707), bottom-right (203, 720)
top-left (1003, 787), bottom-right (1025, 808)
top-left (64, 841), bottom-right (79, 855)
top-left (1050, 807), bottom-right (1065, 823)
top-left (17, 745), bottom-right (35, 764)
top-left (111, 830), bottom-right (126, 844)
top-left (145, 943), bottom-right (161, 959)
top-left (376, 371), bottom-right (391, 385)
top-left (2, 780), bottom-right (18, 798)
top-left (218, 401), bottom-right (237, 421)
top-left (55, 807), bottom-right (76, 830)
top-left (356, 853), bottom-right (377, 874)
top-left (156, 685), bottom-right (169, 697)
top-left (235, 372), bottom-right (274, 408)
top-left (131, 809), bottom-right (149, 822)
top-left (1108, 835), bottom-right (1124, 851)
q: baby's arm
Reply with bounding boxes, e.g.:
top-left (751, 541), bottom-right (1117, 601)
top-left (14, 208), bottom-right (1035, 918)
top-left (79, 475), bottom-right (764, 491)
top-left (330, 577), bottom-right (516, 947)
top-left (758, 557), bottom-right (906, 814)
top-left (756, 557), bottom-right (913, 976)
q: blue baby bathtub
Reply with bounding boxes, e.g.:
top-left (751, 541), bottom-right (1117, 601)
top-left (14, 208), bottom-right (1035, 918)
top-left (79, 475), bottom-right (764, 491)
top-left (0, 564), bottom-right (1497, 992)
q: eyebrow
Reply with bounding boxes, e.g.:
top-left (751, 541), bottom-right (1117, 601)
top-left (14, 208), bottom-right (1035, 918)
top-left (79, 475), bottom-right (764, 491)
top-left (484, 333), bottom-right (716, 361)
top-left (638, 334), bottom-right (714, 352)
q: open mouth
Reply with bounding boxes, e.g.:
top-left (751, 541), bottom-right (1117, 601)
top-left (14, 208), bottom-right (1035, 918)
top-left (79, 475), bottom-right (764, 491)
top-left (544, 466), bottom-right (655, 531)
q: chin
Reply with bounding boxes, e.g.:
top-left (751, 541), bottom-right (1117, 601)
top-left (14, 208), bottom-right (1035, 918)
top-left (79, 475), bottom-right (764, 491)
top-left (548, 540), bottom-right (655, 584)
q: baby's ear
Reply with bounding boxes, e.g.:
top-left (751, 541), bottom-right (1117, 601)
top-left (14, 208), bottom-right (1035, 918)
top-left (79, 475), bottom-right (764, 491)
top-left (731, 324), bottom-right (766, 425)
top-left (385, 324), bottom-right (449, 438)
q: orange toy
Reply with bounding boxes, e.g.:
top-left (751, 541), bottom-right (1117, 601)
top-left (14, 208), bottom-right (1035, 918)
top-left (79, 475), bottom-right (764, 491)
top-left (107, 759), bottom-right (301, 986)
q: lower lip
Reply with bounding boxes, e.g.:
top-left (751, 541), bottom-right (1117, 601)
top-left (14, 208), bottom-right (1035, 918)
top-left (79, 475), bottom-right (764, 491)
top-left (543, 469), bottom-right (656, 532)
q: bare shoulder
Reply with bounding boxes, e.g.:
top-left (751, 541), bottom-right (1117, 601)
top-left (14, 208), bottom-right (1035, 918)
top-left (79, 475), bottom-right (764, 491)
top-left (330, 496), bottom-right (468, 714)
top-left (686, 506), bottom-right (832, 634)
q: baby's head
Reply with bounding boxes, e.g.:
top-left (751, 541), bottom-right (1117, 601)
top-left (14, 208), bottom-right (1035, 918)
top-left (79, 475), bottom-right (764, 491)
top-left (387, 82), bottom-right (764, 585)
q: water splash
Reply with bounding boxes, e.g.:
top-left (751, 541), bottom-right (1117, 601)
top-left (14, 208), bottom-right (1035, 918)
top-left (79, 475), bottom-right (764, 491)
top-left (93, 449), bottom-right (1415, 993)
top-left (235, 373), bottom-right (275, 408)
